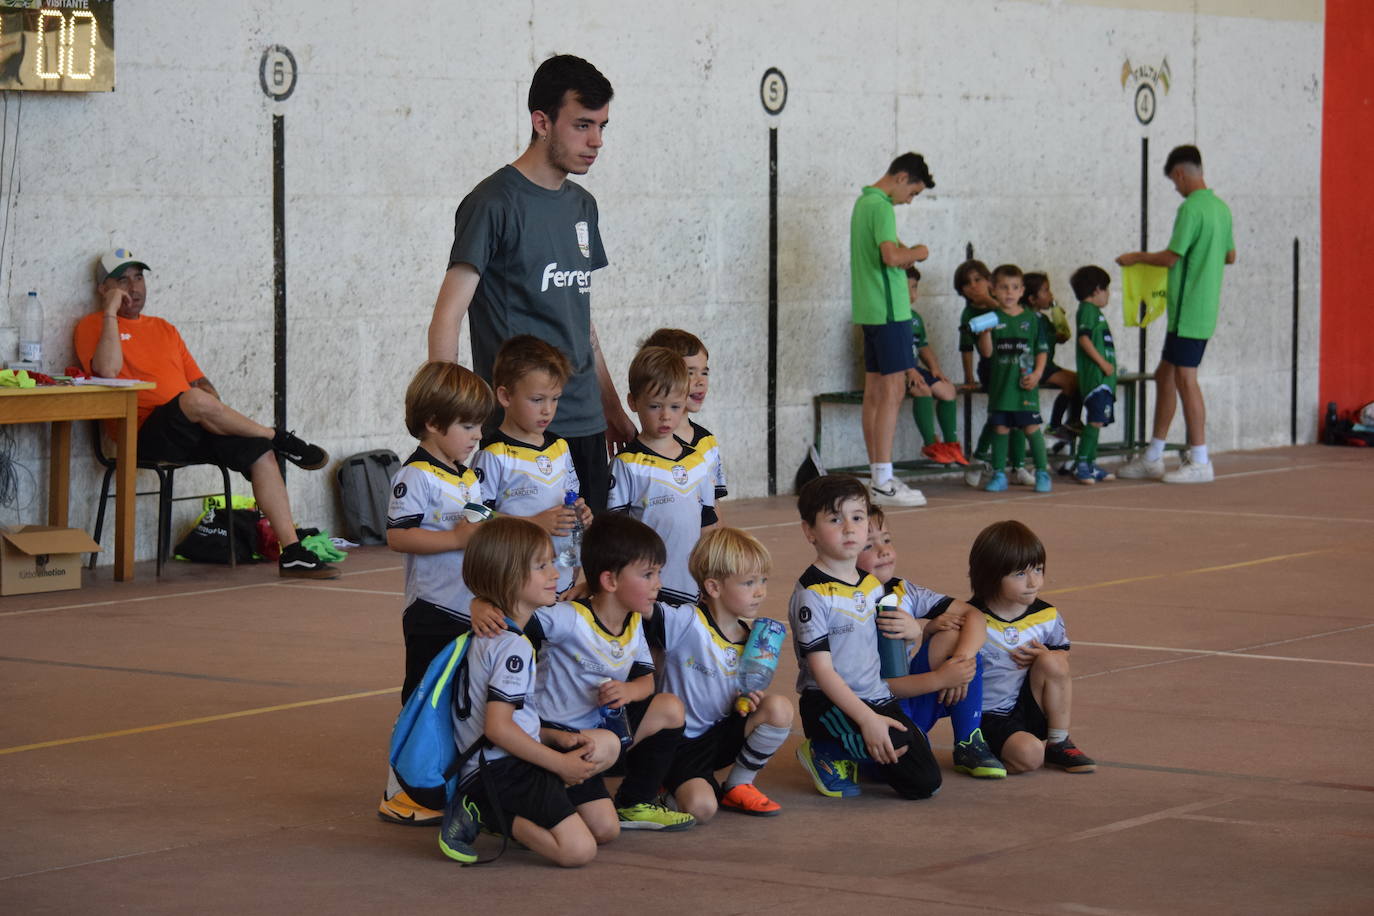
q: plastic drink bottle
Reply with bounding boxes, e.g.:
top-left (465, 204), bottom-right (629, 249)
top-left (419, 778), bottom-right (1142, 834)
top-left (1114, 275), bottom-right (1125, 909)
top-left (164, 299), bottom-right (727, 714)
top-left (734, 618), bottom-right (787, 714)
top-left (968, 310), bottom-right (998, 334)
top-left (876, 592), bottom-right (910, 678)
top-left (596, 678), bottom-right (632, 747)
top-left (19, 290), bottom-right (42, 367)
top-left (557, 490), bottom-right (582, 568)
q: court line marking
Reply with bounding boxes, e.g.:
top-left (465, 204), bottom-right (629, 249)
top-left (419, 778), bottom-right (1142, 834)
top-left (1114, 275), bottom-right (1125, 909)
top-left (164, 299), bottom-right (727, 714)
top-left (1060, 798), bottom-right (1236, 842)
top-left (1074, 641), bottom-right (1374, 668)
top-left (1041, 549), bottom-right (1330, 597)
top-left (1049, 502), bottom-right (1374, 526)
top-left (0, 565), bottom-right (405, 618)
top-left (279, 585), bottom-right (403, 597)
top-left (0, 687), bottom-right (398, 757)
top-left (0, 656), bottom-right (300, 686)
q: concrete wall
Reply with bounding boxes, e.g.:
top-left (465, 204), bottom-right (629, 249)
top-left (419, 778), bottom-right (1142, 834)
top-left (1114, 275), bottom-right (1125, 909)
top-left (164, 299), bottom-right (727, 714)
top-left (0, 0), bottom-right (1322, 561)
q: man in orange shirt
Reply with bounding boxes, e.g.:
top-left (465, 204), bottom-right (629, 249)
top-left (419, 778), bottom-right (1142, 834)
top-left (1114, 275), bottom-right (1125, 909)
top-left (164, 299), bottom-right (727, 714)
top-left (74, 249), bottom-right (338, 579)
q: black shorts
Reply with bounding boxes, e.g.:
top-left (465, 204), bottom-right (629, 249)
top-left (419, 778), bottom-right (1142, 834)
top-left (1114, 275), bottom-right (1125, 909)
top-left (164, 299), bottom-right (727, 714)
top-left (1083, 388), bottom-right (1116, 426)
top-left (987, 409), bottom-right (1043, 429)
top-left (461, 754), bottom-right (577, 832)
top-left (979, 677), bottom-right (1048, 757)
top-left (662, 713), bottom-right (747, 793)
top-left (861, 320), bottom-right (917, 375)
top-left (1039, 361), bottom-right (1063, 382)
top-left (561, 432), bottom-right (610, 515)
top-left (543, 697), bottom-right (650, 806)
top-left (400, 599), bottom-right (469, 704)
top-left (137, 393), bottom-right (274, 479)
top-left (799, 689), bottom-right (941, 800)
top-left (1161, 332), bottom-right (1208, 369)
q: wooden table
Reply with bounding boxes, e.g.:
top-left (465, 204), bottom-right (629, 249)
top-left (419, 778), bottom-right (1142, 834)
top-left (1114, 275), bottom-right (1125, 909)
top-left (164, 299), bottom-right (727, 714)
top-left (0, 382), bottom-right (153, 581)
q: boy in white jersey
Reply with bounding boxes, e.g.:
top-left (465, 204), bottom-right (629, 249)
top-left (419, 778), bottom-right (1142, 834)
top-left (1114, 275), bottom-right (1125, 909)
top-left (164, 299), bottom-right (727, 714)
top-left (608, 346), bottom-right (717, 605)
top-left (440, 518), bottom-right (603, 866)
top-left (857, 507), bottom-right (1003, 779)
top-left (788, 475), bottom-right (945, 800)
top-left (471, 335), bottom-right (592, 598)
top-left (524, 513), bottom-right (696, 833)
top-left (641, 328), bottom-right (729, 512)
top-left (379, 361), bottom-right (494, 826)
top-left (644, 527), bottom-right (794, 821)
top-left (968, 520), bottom-right (1095, 774)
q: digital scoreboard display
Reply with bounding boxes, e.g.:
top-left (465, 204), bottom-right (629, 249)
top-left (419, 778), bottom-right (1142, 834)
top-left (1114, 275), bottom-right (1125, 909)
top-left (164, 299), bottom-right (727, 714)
top-left (0, 1), bottom-right (114, 92)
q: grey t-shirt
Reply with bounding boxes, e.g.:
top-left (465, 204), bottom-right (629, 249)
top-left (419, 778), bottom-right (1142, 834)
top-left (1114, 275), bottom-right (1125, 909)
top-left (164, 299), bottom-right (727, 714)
top-left (448, 165), bottom-right (610, 437)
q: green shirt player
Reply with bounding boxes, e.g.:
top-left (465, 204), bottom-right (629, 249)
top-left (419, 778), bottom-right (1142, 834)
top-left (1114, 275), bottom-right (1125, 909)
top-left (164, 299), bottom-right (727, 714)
top-left (976, 264), bottom-right (1051, 493)
top-left (1116, 145), bottom-right (1235, 484)
top-left (1069, 266), bottom-right (1118, 486)
top-left (849, 152), bottom-right (934, 508)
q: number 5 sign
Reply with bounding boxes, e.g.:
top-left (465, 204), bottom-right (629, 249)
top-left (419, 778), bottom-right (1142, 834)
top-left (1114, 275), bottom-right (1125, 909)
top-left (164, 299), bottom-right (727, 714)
top-left (259, 45), bottom-right (298, 101)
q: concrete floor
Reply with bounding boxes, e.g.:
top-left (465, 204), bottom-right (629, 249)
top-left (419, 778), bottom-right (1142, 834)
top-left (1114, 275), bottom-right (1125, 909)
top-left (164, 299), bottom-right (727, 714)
top-left (2, 445), bottom-right (1372, 914)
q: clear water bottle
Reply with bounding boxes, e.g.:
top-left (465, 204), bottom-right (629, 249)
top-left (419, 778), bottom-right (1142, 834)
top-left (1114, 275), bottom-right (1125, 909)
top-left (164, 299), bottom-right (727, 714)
top-left (596, 678), bottom-right (632, 747)
top-left (556, 489), bottom-right (582, 568)
top-left (19, 289), bottom-right (42, 368)
top-left (876, 592), bottom-right (910, 678)
top-left (1018, 346), bottom-right (1035, 377)
top-left (734, 618), bottom-right (787, 714)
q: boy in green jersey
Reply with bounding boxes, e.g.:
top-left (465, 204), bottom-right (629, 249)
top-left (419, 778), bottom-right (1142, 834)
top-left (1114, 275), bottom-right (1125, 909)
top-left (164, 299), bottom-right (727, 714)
top-left (1069, 266), bottom-right (1117, 485)
top-left (975, 265), bottom-right (1051, 493)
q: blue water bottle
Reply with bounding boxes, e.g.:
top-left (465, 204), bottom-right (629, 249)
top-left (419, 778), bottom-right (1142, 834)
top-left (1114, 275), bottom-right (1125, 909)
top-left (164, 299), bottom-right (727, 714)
top-left (876, 592), bottom-right (909, 678)
top-left (734, 618), bottom-right (787, 714)
top-left (596, 678), bottom-right (632, 747)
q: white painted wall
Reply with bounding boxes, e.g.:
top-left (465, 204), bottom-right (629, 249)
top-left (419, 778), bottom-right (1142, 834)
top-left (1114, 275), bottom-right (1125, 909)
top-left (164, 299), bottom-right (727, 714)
top-left (0, 1), bottom-right (1322, 562)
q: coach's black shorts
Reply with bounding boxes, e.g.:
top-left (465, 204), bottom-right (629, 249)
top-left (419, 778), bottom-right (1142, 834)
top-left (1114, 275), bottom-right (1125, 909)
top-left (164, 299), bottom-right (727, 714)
top-left (461, 754), bottom-right (577, 832)
top-left (561, 432), bottom-right (610, 515)
top-left (138, 393), bottom-right (273, 479)
top-left (663, 713), bottom-right (747, 793)
top-left (1161, 332), bottom-right (1208, 369)
top-left (979, 677), bottom-right (1049, 757)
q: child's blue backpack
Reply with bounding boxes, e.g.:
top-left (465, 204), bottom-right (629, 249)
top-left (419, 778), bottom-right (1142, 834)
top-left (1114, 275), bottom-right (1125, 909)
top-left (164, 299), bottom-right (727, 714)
top-left (388, 633), bottom-right (481, 812)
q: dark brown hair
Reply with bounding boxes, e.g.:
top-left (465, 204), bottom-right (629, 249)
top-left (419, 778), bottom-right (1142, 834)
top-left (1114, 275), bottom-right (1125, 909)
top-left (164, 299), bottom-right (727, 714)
top-left (404, 361), bottom-right (494, 439)
top-left (968, 520), bottom-right (1046, 602)
top-left (492, 334), bottom-right (573, 391)
top-left (796, 474), bottom-right (870, 526)
top-left (642, 327), bottom-right (707, 360)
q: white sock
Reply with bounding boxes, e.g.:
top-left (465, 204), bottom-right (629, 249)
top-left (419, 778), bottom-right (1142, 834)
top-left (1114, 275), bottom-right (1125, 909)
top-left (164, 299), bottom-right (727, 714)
top-left (723, 722), bottom-right (791, 789)
top-left (871, 462), bottom-right (893, 486)
top-left (1047, 728), bottom-right (1069, 745)
top-left (1144, 438), bottom-right (1166, 462)
top-left (1190, 444), bottom-right (1209, 464)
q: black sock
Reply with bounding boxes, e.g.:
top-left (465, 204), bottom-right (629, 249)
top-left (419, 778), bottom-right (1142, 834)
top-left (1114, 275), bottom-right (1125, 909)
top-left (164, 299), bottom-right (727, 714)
top-left (614, 724), bottom-right (684, 807)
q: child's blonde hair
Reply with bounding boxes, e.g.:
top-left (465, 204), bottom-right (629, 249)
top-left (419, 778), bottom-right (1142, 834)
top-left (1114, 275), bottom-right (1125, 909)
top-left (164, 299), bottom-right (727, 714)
top-left (628, 345), bottom-right (689, 400)
top-left (968, 520), bottom-right (1046, 602)
top-left (404, 361), bottom-right (494, 439)
top-left (642, 327), bottom-right (708, 360)
top-left (492, 334), bottom-right (573, 392)
top-left (689, 527), bottom-right (770, 589)
top-left (462, 517), bottom-right (553, 616)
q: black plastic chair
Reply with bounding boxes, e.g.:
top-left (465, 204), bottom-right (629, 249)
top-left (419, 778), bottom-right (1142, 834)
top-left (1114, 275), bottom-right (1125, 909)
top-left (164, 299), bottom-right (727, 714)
top-left (87, 422), bottom-right (236, 576)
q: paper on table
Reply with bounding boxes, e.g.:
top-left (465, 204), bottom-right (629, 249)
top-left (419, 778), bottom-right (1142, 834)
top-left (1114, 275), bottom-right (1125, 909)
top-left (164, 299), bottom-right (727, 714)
top-left (73, 377), bottom-right (147, 387)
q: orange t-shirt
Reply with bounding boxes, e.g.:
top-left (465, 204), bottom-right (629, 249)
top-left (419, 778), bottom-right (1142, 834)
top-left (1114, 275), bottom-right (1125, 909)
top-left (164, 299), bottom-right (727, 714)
top-left (72, 312), bottom-right (205, 426)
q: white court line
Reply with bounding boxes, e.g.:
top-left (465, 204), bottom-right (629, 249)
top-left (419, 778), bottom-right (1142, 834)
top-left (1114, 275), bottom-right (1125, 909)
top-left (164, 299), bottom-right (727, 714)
top-left (1077, 640), bottom-right (1374, 668)
top-left (1060, 798), bottom-right (1235, 843)
top-left (1050, 502), bottom-right (1374, 526)
top-left (1075, 622), bottom-right (1374, 680)
top-left (278, 584), bottom-right (403, 597)
top-left (0, 564), bottom-right (406, 618)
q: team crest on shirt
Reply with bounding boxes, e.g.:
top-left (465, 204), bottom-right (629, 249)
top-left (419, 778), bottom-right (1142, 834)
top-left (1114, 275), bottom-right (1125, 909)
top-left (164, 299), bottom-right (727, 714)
top-left (609, 641), bottom-right (625, 660)
top-left (575, 221), bottom-right (590, 258)
top-left (1003, 626), bottom-right (1020, 645)
top-left (672, 464), bottom-right (688, 486)
top-left (723, 646), bottom-right (739, 670)
top-left (853, 591), bottom-right (867, 614)
top-left (536, 455), bottom-right (554, 476)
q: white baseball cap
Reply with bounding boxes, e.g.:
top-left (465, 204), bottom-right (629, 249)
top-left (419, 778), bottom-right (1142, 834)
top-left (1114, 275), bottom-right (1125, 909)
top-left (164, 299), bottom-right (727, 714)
top-left (96, 247), bottom-right (150, 283)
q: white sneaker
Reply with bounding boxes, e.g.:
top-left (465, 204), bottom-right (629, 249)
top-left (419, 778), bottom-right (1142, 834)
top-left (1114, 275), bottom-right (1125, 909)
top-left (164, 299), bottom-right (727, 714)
top-left (1162, 455), bottom-right (1213, 484)
top-left (963, 462), bottom-right (990, 489)
top-left (1117, 452), bottom-right (1166, 479)
top-left (870, 477), bottom-right (927, 507)
top-left (1011, 467), bottom-right (1036, 487)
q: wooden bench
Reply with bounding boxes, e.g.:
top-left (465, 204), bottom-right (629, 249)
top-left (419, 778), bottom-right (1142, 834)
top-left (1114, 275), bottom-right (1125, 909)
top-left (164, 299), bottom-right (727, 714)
top-left (813, 371), bottom-right (1171, 476)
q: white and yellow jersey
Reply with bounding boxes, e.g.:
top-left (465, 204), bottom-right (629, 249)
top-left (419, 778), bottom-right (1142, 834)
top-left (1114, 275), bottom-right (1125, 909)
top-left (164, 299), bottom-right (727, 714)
top-left (975, 598), bottom-right (1070, 714)
top-left (453, 629), bottom-right (540, 787)
top-left (471, 431), bottom-right (580, 592)
top-left (790, 566), bottom-right (913, 703)
top-left (644, 602), bottom-right (747, 738)
top-left (527, 600), bottom-right (655, 730)
top-left (682, 420), bottom-right (728, 500)
top-left (387, 447), bottom-right (482, 622)
top-left (607, 441), bottom-right (716, 605)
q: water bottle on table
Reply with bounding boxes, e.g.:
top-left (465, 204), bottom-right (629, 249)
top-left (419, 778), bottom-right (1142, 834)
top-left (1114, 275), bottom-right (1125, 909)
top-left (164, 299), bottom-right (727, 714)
top-left (876, 592), bottom-right (910, 678)
top-left (734, 617), bottom-right (787, 714)
top-left (18, 289), bottom-right (43, 370)
top-left (557, 489), bottom-right (583, 568)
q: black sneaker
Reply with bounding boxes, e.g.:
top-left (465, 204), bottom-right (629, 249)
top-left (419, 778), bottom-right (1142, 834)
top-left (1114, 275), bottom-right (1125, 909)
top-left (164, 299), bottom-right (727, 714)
top-left (1045, 737), bottom-right (1096, 773)
top-left (273, 429), bottom-right (329, 470)
top-left (438, 793), bottom-right (480, 864)
top-left (278, 542), bottom-right (340, 580)
top-left (952, 728), bottom-right (1007, 779)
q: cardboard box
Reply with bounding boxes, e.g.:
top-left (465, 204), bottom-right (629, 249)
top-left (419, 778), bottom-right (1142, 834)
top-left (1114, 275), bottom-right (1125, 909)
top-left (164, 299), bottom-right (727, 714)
top-left (1, 525), bottom-right (100, 596)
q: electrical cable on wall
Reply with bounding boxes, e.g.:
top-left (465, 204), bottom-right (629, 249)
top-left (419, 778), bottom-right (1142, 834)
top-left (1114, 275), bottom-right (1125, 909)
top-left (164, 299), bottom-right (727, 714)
top-left (0, 425), bottom-right (37, 510)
